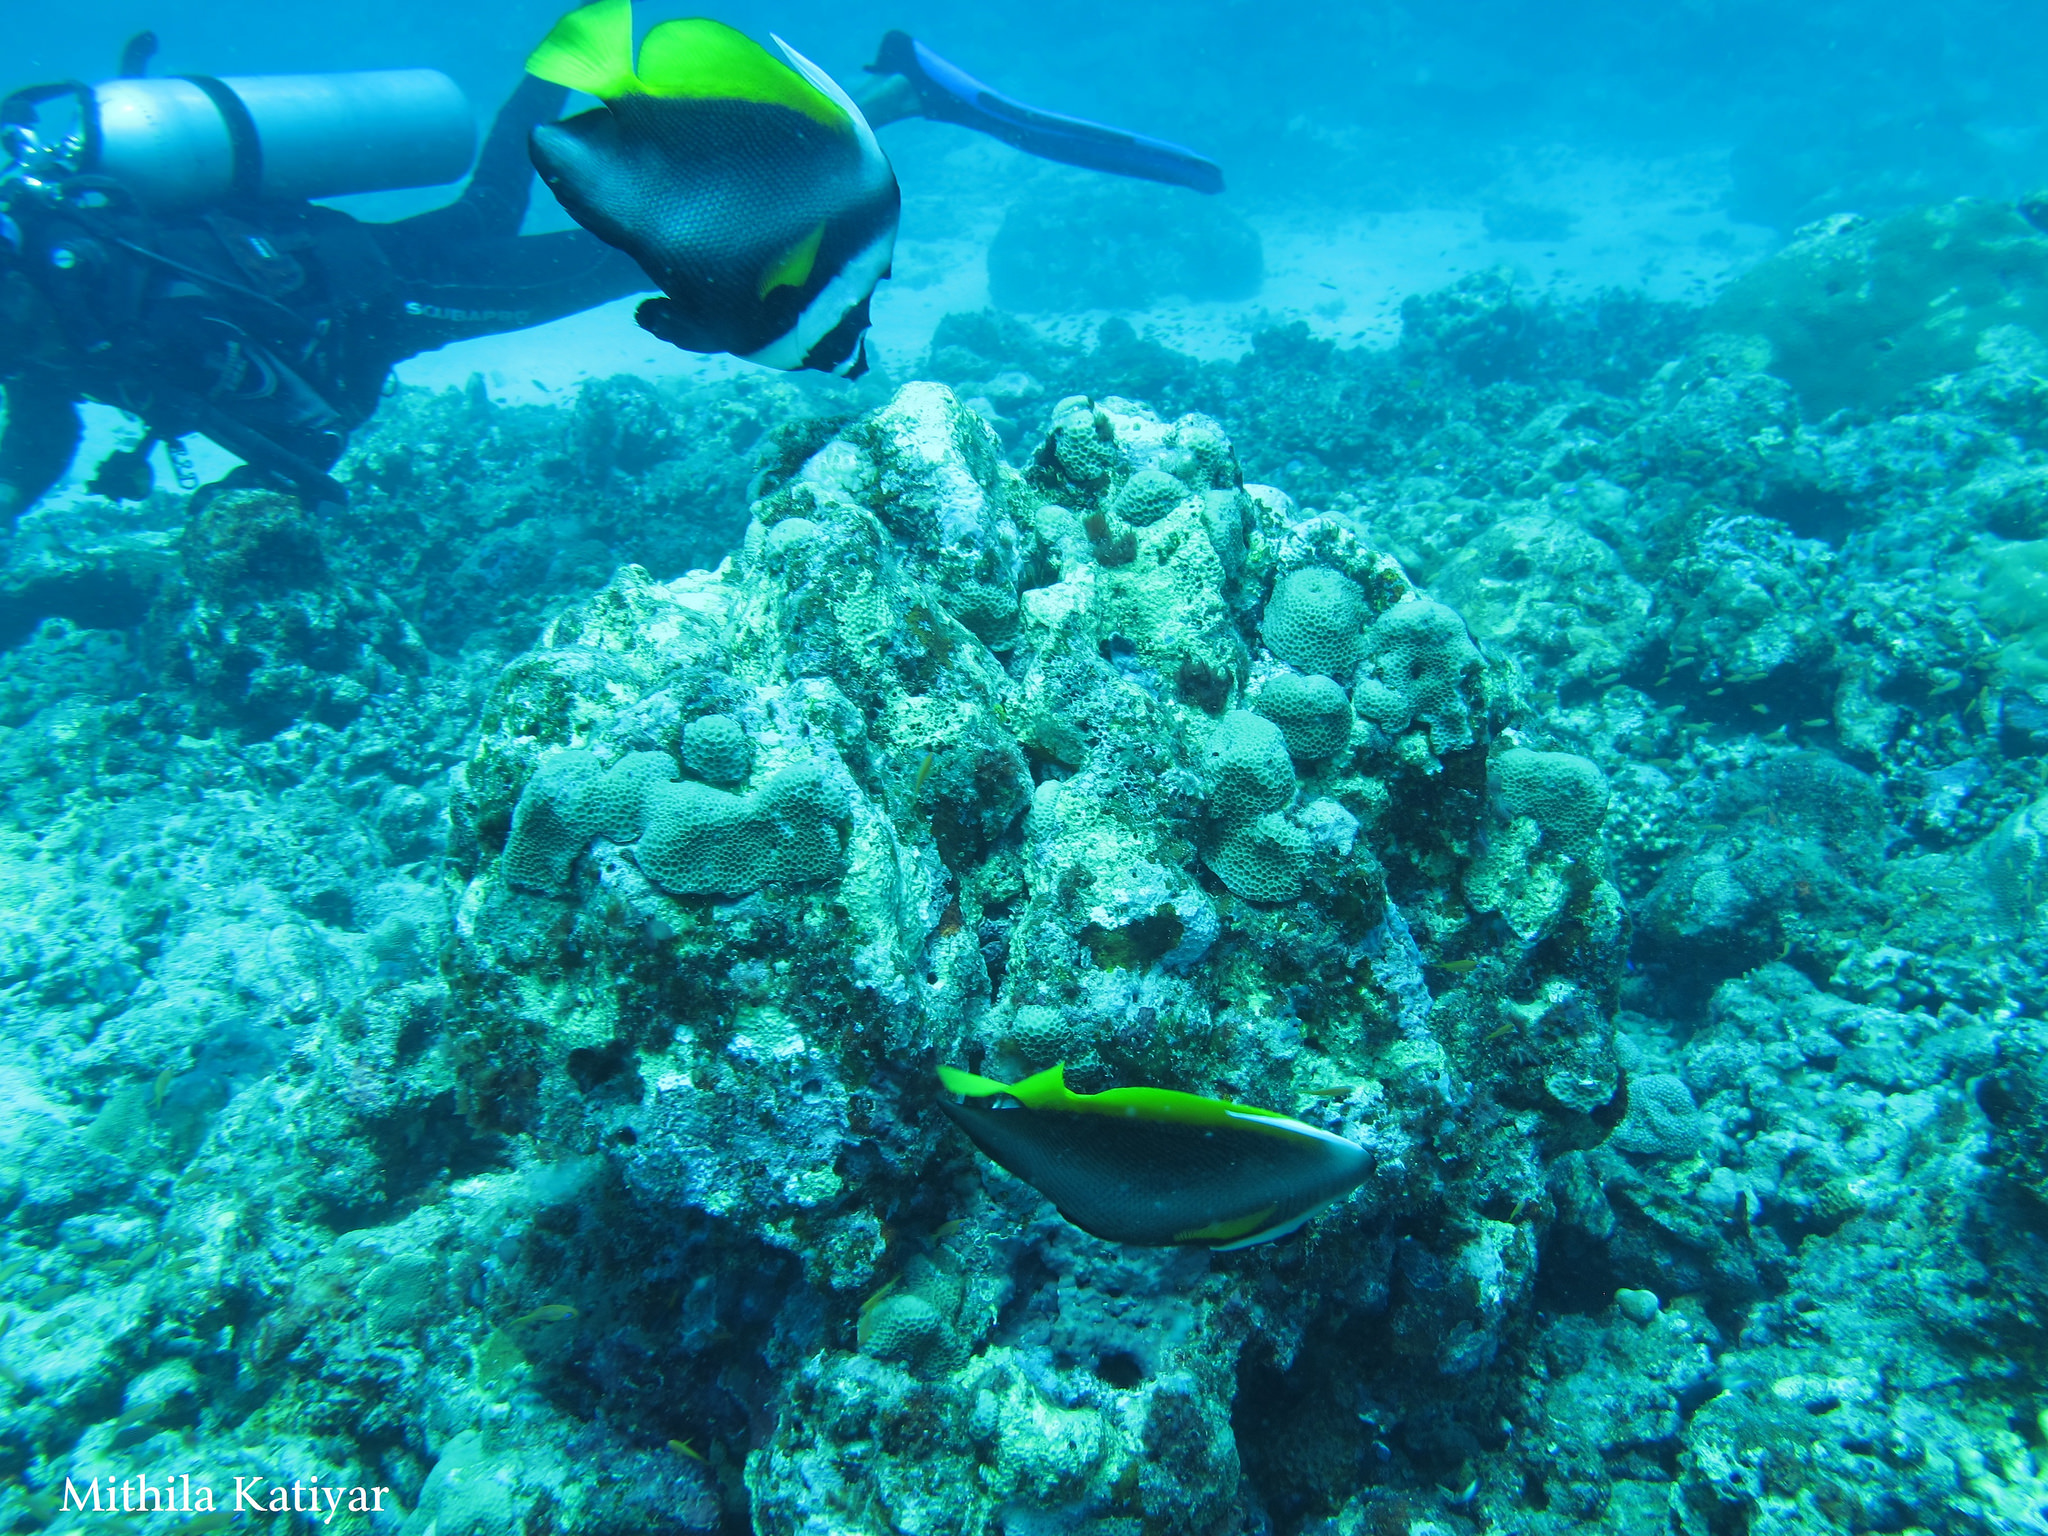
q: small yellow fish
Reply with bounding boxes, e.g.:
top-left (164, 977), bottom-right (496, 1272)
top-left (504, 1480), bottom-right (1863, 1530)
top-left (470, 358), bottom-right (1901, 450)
top-left (510, 1304), bottom-right (578, 1327)
top-left (911, 752), bottom-right (937, 797)
top-left (668, 1439), bottom-right (708, 1464)
top-left (1433, 958), bottom-right (1478, 974)
top-left (1483, 1020), bottom-right (1516, 1042)
top-left (858, 1277), bottom-right (898, 1316)
top-left (152, 1069), bottom-right (176, 1109)
top-left (855, 1277), bottom-right (899, 1348)
top-left (933, 1219), bottom-right (965, 1238)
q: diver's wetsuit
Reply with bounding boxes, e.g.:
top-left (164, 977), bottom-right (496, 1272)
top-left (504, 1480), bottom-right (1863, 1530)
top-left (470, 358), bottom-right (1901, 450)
top-left (0, 76), bottom-right (647, 516)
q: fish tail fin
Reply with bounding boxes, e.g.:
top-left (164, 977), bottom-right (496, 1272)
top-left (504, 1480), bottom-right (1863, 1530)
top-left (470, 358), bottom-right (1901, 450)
top-left (527, 0), bottom-right (642, 99)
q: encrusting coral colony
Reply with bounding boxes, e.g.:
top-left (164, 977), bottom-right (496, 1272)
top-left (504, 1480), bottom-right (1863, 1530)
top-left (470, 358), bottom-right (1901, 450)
top-left (9, 200), bottom-right (2048, 1534)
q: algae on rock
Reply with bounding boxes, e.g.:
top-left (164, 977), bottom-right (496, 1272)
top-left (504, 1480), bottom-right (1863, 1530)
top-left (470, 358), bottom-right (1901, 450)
top-left (441, 377), bottom-right (1628, 1535)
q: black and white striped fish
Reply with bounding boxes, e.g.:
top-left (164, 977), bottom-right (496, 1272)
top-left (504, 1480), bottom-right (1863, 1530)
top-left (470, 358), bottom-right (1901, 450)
top-left (525, 0), bottom-right (897, 377)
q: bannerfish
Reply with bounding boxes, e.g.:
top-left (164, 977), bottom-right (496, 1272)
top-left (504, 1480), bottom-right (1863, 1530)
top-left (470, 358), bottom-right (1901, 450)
top-left (936, 1063), bottom-right (1372, 1250)
top-left (525, 0), bottom-right (898, 377)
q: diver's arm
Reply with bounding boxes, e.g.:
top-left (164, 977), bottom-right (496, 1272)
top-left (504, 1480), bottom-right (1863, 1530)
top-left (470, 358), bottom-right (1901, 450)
top-left (855, 33), bottom-right (1224, 194)
top-left (389, 74), bottom-right (572, 247)
top-left (0, 376), bottom-right (83, 525)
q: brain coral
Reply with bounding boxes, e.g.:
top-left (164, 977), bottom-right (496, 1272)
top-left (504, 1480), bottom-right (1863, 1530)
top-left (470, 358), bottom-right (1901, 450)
top-left (502, 746), bottom-right (836, 899)
top-left (1611, 1073), bottom-right (1707, 1160)
top-left (1111, 468), bottom-right (1192, 528)
top-left (1199, 711), bottom-right (1308, 900)
top-left (681, 713), bottom-right (754, 786)
top-left (502, 749), bottom-right (604, 891)
top-left (502, 749), bottom-right (679, 891)
top-left (1045, 395), bottom-right (1118, 490)
top-left (575, 752), bottom-right (679, 842)
top-left (1261, 568), bottom-right (1368, 679)
top-left (856, 1254), bottom-right (969, 1376)
top-left (1252, 672), bottom-right (1354, 761)
top-left (1209, 811), bottom-right (1311, 903)
top-left (1201, 710), bottom-right (1296, 822)
top-left (1353, 597), bottom-right (1485, 753)
top-left (1494, 747), bottom-right (1609, 854)
top-left (635, 765), bottom-right (845, 898)
top-left (858, 1293), bottom-right (955, 1372)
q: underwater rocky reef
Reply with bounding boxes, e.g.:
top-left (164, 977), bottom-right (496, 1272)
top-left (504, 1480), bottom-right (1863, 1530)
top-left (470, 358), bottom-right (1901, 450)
top-left (8, 199), bottom-right (2048, 1534)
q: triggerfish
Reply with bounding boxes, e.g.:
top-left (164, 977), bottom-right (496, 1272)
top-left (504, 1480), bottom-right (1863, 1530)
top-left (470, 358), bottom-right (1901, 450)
top-left (525, 0), bottom-right (899, 377)
top-left (936, 1064), bottom-right (1371, 1250)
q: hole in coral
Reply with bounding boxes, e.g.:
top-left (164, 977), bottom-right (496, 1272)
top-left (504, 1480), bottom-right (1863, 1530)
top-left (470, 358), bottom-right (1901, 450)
top-left (1076, 904), bottom-right (1185, 970)
top-left (566, 1039), bottom-right (642, 1098)
top-left (1095, 1350), bottom-right (1144, 1389)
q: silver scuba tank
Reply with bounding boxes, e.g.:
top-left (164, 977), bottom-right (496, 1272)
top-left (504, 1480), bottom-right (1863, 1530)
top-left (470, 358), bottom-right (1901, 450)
top-left (87, 70), bottom-right (476, 209)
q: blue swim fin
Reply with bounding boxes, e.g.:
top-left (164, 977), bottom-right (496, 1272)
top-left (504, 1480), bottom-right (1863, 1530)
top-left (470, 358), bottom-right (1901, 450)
top-left (865, 32), bottom-right (1224, 195)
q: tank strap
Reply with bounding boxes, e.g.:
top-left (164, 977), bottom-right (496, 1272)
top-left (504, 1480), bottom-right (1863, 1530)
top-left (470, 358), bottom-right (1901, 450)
top-left (177, 77), bottom-right (263, 200)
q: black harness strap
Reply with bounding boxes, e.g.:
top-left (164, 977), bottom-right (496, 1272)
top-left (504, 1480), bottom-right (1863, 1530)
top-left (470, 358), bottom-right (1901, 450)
top-left (177, 76), bottom-right (263, 201)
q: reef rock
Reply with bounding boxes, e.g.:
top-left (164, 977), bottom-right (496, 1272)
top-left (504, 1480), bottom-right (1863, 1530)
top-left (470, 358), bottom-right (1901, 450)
top-left (444, 381), bottom-right (1624, 1533)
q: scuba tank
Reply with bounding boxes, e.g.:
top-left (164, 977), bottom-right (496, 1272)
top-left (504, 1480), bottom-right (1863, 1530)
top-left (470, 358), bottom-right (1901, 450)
top-left (4, 68), bottom-right (476, 210)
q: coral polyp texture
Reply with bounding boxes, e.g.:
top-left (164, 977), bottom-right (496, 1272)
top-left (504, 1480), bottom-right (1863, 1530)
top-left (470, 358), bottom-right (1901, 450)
top-left (438, 377), bottom-right (1617, 1533)
top-left (18, 244), bottom-right (2048, 1536)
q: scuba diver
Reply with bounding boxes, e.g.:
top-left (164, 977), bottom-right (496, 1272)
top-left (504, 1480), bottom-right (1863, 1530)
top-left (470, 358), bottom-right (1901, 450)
top-left (0, 17), bottom-right (1221, 526)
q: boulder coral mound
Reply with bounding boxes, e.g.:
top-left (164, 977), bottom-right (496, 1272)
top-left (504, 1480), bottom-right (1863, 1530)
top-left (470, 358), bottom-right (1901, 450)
top-left (501, 745), bottom-right (846, 899)
top-left (446, 380), bottom-right (1623, 1536)
top-left (1708, 198), bottom-right (2048, 415)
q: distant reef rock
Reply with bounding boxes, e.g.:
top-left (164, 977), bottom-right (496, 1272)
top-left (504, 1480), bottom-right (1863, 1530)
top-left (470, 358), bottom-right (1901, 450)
top-left (988, 179), bottom-right (1264, 312)
top-left (1708, 197), bottom-right (2048, 415)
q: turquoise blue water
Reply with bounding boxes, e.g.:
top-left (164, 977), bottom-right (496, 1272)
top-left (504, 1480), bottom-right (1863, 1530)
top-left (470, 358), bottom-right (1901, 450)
top-left (4, 4), bottom-right (2048, 1533)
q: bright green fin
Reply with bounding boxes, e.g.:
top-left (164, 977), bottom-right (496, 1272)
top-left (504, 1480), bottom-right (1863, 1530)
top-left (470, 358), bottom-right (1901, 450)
top-left (937, 1064), bottom-right (1014, 1098)
top-left (758, 222), bottom-right (826, 299)
top-left (526, 0), bottom-right (643, 98)
top-left (635, 17), bottom-right (847, 129)
top-left (1175, 1205), bottom-right (1278, 1244)
top-left (936, 1062), bottom-right (1307, 1136)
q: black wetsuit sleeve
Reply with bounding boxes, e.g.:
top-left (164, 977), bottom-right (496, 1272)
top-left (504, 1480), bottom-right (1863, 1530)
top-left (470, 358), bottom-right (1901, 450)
top-left (0, 377), bottom-right (83, 523)
top-left (389, 73), bottom-right (567, 248)
top-left (361, 76), bottom-right (651, 366)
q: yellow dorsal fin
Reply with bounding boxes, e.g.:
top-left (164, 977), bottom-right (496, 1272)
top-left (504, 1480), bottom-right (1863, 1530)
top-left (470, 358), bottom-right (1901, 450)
top-left (758, 222), bottom-right (826, 299)
top-left (527, 0), bottom-right (642, 98)
top-left (635, 18), bottom-right (847, 129)
top-left (938, 1064), bottom-right (1014, 1098)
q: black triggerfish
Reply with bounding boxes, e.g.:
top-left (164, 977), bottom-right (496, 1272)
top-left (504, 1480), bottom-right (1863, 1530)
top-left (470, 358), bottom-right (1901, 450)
top-left (525, 0), bottom-right (899, 377)
top-left (937, 1064), bottom-right (1372, 1250)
